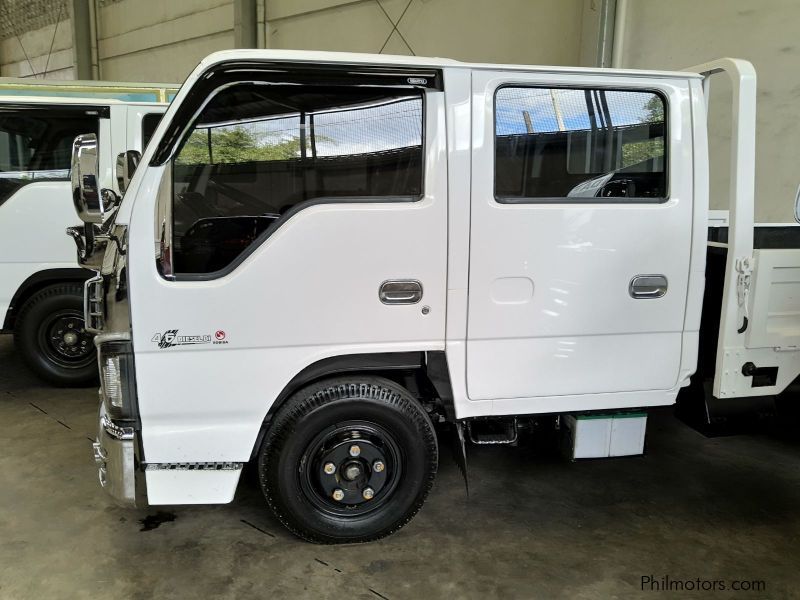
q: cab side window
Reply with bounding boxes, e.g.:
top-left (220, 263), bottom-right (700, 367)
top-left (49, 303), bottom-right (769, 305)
top-left (170, 84), bottom-right (424, 275)
top-left (0, 106), bottom-right (100, 203)
top-left (495, 87), bottom-right (667, 201)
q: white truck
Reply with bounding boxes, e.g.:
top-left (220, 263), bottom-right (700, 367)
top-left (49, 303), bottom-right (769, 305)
top-left (69, 51), bottom-right (800, 543)
top-left (0, 79), bottom-right (174, 385)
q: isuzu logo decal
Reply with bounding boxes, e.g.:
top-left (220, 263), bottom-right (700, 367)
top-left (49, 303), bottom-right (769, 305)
top-left (151, 329), bottom-right (228, 348)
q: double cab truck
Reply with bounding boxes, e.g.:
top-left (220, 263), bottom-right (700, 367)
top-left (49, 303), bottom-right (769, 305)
top-left (68, 51), bottom-right (800, 543)
top-left (0, 79), bottom-right (175, 385)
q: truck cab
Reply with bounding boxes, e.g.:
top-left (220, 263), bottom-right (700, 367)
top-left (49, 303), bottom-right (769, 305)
top-left (70, 51), bottom-right (787, 544)
top-left (0, 80), bottom-right (174, 385)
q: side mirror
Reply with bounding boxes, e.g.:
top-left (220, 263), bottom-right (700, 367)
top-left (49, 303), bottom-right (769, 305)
top-left (116, 150), bottom-right (141, 194)
top-left (794, 184), bottom-right (800, 224)
top-left (71, 134), bottom-right (105, 224)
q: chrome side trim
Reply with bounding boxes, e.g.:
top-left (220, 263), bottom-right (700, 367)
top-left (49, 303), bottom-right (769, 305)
top-left (144, 462), bottom-right (244, 471)
top-left (101, 413), bottom-right (134, 440)
top-left (95, 408), bottom-right (137, 506)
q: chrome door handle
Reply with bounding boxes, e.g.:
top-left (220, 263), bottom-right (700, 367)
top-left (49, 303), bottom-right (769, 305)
top-left (629, 275), bottom-right (668, 299)
top-left (379, 280), bottom-right (423, 305)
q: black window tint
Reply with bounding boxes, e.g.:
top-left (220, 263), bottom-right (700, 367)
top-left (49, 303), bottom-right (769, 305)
top-left (171, 84), bottom-right (424, 275)
top-left (142, 113), bottom-right (163, 148)
top-left (495, 87), bottom-right (666, 201)
top-left (0, 107), bottom-right (99, 203)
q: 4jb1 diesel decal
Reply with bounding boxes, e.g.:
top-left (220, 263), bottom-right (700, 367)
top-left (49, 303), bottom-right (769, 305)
top-left (151, 329), bottom-right (228, 349)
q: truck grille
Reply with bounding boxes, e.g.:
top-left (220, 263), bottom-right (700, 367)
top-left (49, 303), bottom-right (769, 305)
top-left (84, 274), bottom-right (105, 333)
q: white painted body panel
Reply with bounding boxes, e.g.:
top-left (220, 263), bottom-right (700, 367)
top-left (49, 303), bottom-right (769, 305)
top-left (714, 248), bottom-right (800, 397)
top-left (0, 97), bottom-right (166, 328)
top-left (145, 469), bottom-right (241, 505)
top-left (110, 50), bottom-right (717, 503)
top-left (0, 182), bottom-right (81, 317)
top-left (747, 249), bottom-right (800, 350)
top-left (689, 60), bottom-right (800, 400)
top-left (465, 73), bottom-right (696, 407)
top-left (127, 93), bottom-right (449, 464)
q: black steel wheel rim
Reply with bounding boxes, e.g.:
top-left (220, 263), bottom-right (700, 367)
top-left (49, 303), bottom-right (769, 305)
top-left (38, 309), bottom-right (95, 369)
top-left (300, 420), bottom-right (403, 518)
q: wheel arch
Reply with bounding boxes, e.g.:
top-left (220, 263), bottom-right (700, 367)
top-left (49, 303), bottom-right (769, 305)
top-left (248, 350), bottom-right (455, 461)
top-left (3, 268), bottom-right (93, 331)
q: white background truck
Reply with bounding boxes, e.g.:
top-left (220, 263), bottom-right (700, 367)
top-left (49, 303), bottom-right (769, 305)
top-left (69, 51), bottom-right (800, 544)
top-left (0, 80), bottom-right (174, 385)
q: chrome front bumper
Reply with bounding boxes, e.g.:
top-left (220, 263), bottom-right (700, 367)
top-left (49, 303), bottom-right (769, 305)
top-left (92, 406), bottom-right (138, 506)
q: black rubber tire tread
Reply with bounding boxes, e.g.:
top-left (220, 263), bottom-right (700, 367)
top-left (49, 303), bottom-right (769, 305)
top-left (13, 283), bottom-right (97, 387)
top-left (258, 376), bottom-right (438, 544)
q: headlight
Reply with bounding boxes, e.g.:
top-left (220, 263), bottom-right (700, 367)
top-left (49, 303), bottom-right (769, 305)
top-left (98, 340), bottom-right (138, 422)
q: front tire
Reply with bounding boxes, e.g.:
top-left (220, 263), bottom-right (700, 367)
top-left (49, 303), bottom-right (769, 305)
top-left (14, 283), bottom-right (97, 386)
top-left (258, 376), bottom-right (438, 543)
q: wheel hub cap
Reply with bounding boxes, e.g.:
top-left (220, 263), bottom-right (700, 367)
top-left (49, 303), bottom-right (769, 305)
top-left (301, 421), bottom-right (402, 516)
top-left (40, 311), bottom-right (95, 367)
top-left (342, 461), bottom-right (362, 481)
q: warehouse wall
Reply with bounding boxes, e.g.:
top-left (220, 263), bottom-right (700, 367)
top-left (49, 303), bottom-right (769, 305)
top-left (617, 0), bottom-right (800, 223)
top-left (265, 0), bottom-right (584, 65)
top-left (0, 0), bottom-right (74, 79)
top-left (2, 0), bottom-right (585, 82)
top-left (1, 0), bottom-right (796, 221)
top-left (96, 0), bottom-right (234, 82)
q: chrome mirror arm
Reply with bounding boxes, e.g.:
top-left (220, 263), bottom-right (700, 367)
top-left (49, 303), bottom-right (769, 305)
top-left (66, 226), bottom-right (89, 262)
top-left (101, 188), bottom-right (122, 213)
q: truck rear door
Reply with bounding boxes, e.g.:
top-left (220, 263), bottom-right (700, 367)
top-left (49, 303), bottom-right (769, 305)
top-left (466, 70), bottom-right (696, 411)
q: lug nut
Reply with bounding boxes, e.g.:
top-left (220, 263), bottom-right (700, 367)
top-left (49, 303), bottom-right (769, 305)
top-left (362, 487), bottom-right (375, 500)
top-left (349, 444), bottom-right (361, 457)
top-left (373, 461), bottom-right (385, 473)
top-left (323, 462), bottom-right (336, 475)
top-left (332, 489), bottom-right (345, 501)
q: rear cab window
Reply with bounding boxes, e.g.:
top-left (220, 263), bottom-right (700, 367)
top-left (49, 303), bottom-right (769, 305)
top-left (494, 87), bottom-right (667, 202)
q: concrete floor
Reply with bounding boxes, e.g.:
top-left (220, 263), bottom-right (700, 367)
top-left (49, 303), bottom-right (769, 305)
top-left (1, 334), bottom-right (799, 599)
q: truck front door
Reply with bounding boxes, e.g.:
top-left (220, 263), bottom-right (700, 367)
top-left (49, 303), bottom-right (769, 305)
top-left (466, 71), bottom-right (696, 412)
top-left (125, 66), bottom-right (448, 473)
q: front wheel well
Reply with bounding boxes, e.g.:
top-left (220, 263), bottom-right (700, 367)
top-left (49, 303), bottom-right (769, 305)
top-left (3, 268), bottom-right (92, 331)
top-left (248, 351), bottom-right (454, 461)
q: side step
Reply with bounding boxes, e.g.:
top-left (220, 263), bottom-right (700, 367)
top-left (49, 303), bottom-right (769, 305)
top-left (466, 418), bottom-right (518, 445)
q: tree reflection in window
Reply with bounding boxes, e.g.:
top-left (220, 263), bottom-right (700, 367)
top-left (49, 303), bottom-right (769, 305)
top-left (170, 85), bottom-right (424, 275)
